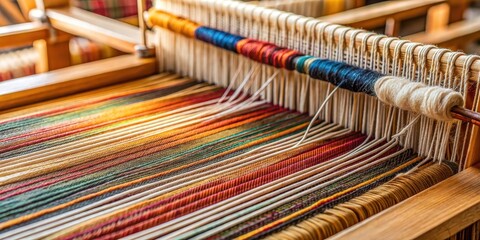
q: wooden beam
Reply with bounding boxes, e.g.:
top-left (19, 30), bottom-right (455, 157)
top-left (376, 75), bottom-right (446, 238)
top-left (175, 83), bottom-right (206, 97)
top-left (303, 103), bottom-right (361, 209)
top-left (0, 55), bottom-right (157, 111)
top-left (46, 7), bottom-right (140, 53)
top-left (0, 22), bottom-right (48, 49)
top-left (17, 0), bottom-right (36, 19)
top-left (43, 0), bottom-right (70, 8)
top-left (17, 0), bottom-right (70, 19)
top-left (466, 85), bottom-right (480, 167)
top-left (404, 19), bottom-right (480, 49)
top-left (0, 1), bottom-right (27, 23)
top-left (0, 11), bottom-right (9, 26)
top-left (318, 0), bottom-right (445, 30)
top-left (331, 164), bottom-right (480, 240)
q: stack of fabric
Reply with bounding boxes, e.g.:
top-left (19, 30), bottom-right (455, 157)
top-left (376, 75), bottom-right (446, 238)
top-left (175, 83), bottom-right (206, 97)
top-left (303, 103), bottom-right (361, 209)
top-left (0, 48), bottom-right (37, 82)
top-left (0, 74), bottom-right (456, 239)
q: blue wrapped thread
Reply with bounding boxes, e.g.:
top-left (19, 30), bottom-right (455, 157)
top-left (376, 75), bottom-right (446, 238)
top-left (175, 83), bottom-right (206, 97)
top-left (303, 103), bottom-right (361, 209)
top-left (195, 27), bottom-right (243, 53)
top-left (307, 58), bottom-right (381, 95)
top-left (194, 27), bottom-right (214, 43)
top-left (194, 26), bottom-right (383, 96)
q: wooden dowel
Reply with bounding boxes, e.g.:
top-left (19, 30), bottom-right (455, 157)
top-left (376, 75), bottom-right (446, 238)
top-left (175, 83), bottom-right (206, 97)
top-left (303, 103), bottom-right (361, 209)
top-left (46, 7), bottom-right (140, 53)
top-left (137, 0), bottom-right (147, 46)
top-left (452, 106), bottom-right (480, 127)
top-left (0, 22), bottom-right (49, 49)
top-left (0, 55), bottom-right (157, 112)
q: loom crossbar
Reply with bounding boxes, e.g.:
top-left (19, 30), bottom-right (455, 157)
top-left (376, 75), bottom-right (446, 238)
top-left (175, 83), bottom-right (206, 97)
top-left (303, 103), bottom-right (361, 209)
top-left (0, 22), bottom-right (48, 49)
top-left (46, 7), bottom-right (141, 53)
top-left (0, 55), bottom-right (157, 112)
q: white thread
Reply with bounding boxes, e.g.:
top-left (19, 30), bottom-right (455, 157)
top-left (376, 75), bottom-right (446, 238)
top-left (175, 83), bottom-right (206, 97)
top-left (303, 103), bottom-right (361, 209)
top-left (374, 76), bottom-right (464, 121)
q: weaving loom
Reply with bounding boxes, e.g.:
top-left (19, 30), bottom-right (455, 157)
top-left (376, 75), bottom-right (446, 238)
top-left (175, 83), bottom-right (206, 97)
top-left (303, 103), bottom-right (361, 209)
top-left (0, 0), bottom-right (480, 239)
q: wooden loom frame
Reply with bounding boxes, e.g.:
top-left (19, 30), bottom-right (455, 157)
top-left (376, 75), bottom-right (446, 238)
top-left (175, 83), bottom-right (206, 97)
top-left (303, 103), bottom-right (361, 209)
top-left (317, 0), bottom-right (448, 36)
top-left (0, 0), bottom-right (479, 239)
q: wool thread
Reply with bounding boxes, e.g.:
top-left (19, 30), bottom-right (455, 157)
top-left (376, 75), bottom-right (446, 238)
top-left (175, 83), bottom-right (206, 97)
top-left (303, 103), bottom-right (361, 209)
top-left (147, 9), bottom-right (464, 121)
top-left (374, 76), bottom-right (465, 121)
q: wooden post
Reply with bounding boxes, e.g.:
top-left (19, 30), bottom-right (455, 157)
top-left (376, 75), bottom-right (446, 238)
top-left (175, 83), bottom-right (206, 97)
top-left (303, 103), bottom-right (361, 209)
top-left (17, 0), bottom-right (37, 19)
top-left (384, 17), bottom-right (400, 36)
top-left (31, 0), bottom-right (72, 72)
top-left (466, 80), bottom-right (480, 168)
top-left (0, 1), bottom-right (27, 23)
top-left (448, 0), bottom-right (470, 23)
top-left (34, 30), bottom-right (71, 72)
top-left (426, 3), bottom-right (450, 33)
top-left (324, 0), bottom-right (345, 15)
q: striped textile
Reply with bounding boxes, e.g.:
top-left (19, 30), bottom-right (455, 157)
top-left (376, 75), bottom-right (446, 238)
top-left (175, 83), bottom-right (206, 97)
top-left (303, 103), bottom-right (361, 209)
top-left (70, 38), bottom-right (120, 65)
top-left (73, 0), bottom-right (153, 19)
top-left (0, 74), bottom-right (420, 239)
top-left (0, 48), bottom-right (37, 82)
top-left (0, 38), bottom-right (119, 82)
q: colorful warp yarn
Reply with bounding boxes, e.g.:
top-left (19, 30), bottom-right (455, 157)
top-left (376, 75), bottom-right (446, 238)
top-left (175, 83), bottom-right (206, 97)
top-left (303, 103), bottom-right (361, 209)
top-left (264, 161), bottom-right (457, 240)
top-left (0, 74), bottom-right (423, 239)
top-left (147, 9), bottom-right (464, 121)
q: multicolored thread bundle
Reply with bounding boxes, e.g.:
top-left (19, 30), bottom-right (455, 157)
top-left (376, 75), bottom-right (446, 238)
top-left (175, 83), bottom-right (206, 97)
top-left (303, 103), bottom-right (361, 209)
top-left (147, 9), bottom-right (464, 121)
top-left (0, 74), bottom-right (456, 239)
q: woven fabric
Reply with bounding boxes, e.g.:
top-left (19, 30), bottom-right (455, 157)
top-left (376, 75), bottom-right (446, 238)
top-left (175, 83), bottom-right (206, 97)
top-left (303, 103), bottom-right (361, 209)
top-left (0, 48), bottom-right (37, 82)
top-left (70, 38), bottom-right (119, 65)
top-left (0, 74), bottom-right (421, 239)
top-left (73, 0), bottom-right (153, 19)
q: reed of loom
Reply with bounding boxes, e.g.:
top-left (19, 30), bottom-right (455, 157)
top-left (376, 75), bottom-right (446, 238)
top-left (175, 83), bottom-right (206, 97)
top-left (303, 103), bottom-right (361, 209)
top-left (0, 0), bottom-right (479, 239)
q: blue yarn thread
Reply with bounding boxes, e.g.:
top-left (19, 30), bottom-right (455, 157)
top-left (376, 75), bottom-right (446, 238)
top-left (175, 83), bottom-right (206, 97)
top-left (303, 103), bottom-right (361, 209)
top-left (193, 26), bottom-right (382, 96)
top-left (195, 27), bottom-right (243, 53)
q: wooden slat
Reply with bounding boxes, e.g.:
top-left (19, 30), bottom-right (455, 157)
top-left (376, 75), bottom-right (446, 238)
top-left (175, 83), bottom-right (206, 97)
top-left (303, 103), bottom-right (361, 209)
top-left (46, 7), bottom-right (140, 53)
top-left (0, 11), bottom-right (9, 26)
top-left (466, 86), bottom-right (480, 167)
top-left (43, 0), bottom-right (70, 8)
top-left (447, 0), bottom-right (470, 23)
top-left (17, 0), bottom-right (36, 19)
top-left (426, 3), bottom-right (450, 32)
top-left (404, 19), bottom-right (480, 48)
top-left (0, 55), bottom-right (157, 111)
top-left (0, 22), bottom-right (48, 48)
top-left (33, 31), bottom-right (72, 72)
top-left (331, 164), bottom-right (480, 240)
top-left (318, 0), bottom-right (445, 30)
top-left (0, 1), bottom-right (27, 23)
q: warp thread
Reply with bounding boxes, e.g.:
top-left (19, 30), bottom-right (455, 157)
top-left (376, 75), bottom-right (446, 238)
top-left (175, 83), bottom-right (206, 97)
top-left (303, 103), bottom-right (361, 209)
top-left (148, 9), bottom-right (464, 121)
